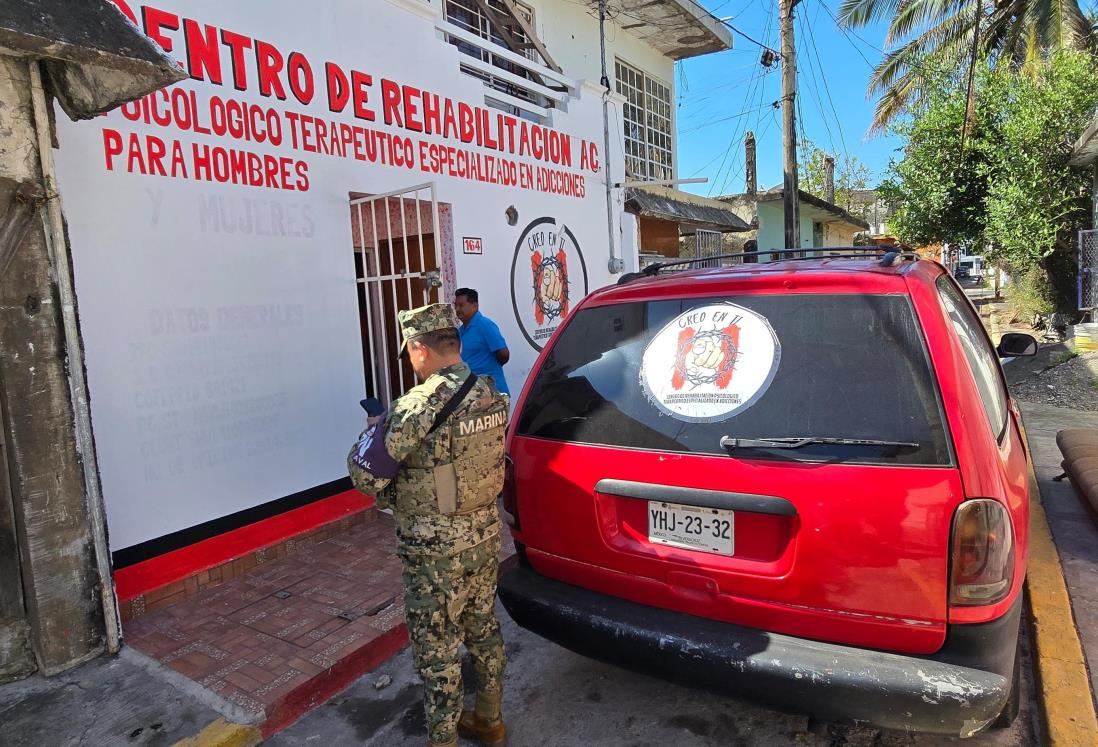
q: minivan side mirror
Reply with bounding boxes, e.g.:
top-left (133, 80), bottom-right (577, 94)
top-left (996, 332), bottom-right (1038, 358)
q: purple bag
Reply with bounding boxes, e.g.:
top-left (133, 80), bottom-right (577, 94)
top-left (350, 411), bottom-right (400, 479)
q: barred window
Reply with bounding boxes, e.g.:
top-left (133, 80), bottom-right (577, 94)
top-left (615, 60), bottom-right (673, 181)
top-left (444, 0), bottom-right (540, 113)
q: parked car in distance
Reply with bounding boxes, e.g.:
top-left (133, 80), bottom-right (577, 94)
top-left (955, 265), bottom-right (972, 279)
top-left (499, 250), bottom-right (1038, 737)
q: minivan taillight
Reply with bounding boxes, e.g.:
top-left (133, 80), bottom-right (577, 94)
top-left (501, 456), bottom-right (519, 529)
top-left (950, 499), bottom-right (1015, 606)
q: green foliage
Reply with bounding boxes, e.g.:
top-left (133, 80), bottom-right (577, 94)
top-left (877, 71), bottom-right (992, 247)
top-left (1005, 267), bottom-right (1056, 323)
top-left (1052, 349), bottom-right (1080, 365)
top-left (982, 51), bottom-right (1098, 308)
top-left (799, 140), bottom-right (871, 214)
top-left (883, 51), bottom-right (1098, 311)
top-left (838, 0), bottom-right (1096, 130)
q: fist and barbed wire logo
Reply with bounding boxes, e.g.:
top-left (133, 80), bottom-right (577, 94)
top-left (511, 217), bottom-right (588, 351)
top-left (532, 250), bottom-right (568, 325)
top-left (673, 327), bottom-right (740, 389)
top-left (642, 303), bottom-right (780, 422)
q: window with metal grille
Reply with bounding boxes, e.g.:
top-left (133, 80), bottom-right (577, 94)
top-left (444, 0), bottom-right (541, 114)
top-left (615, 60), bottom-right (673, 181)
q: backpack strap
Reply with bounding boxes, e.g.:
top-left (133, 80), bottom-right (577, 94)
top-left (428, 374), bottom-right (478, 435)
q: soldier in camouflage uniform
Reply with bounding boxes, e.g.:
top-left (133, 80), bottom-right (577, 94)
top-left (348, 303), bottom-right (509, 747)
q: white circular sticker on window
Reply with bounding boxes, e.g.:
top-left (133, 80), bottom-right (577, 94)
top-left (640, 303), bottom-right (781, 422)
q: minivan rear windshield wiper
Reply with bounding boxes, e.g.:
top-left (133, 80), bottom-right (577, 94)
top-left (720, 436), bottom-right (921, 451)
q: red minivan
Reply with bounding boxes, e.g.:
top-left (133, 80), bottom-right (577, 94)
top-left (499, 252), bottom-right (1037, 737)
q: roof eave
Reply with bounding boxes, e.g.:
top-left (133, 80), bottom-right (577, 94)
top-left (1069, 113), bottom-right (1098, 167)
top-left (722, 189), bottom-right (870, 230)
top-left (605, 0), bottom-right (733, 61)
top-left (0, 1), bottom-right (185, 120)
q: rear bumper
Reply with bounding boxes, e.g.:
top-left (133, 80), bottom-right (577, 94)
top-left (498, 560), bottom-right (1020, 737)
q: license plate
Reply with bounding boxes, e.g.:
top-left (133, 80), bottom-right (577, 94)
top-left (648, 501), bottom-right (734, 556)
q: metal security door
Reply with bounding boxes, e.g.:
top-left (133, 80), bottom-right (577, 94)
top-left (695, 229), bottom-right (723, 267)
top-left (352, 183), bottom-right (443, 404)
top-left (1079, 229), bottom-right (1098, 320)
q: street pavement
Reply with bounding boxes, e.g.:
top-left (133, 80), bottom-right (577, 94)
top-left (269, 603), bottom-right (1039, 746)
top-left (0, 648), bottom-right (228, 746)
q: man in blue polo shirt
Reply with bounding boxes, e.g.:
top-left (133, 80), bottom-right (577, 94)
top-left (454, 288), bottom-right (510, 395)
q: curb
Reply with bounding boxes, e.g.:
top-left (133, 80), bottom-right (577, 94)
top-left (1025, 467), bottom-right (1098, 746)
top-left (171, 719), bottom-right (261, 747)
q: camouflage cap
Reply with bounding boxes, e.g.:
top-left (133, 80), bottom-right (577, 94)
top-left (398, 303), bottom-right (459, 348)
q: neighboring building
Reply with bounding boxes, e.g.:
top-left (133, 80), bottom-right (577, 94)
top-left (39, 0), bottom-right (732, 646)
top-left (720, 186), bottom-right (870, 259)
top-left (0, 0), bottom-right (182, 681)
top-left (848, 188), bottom-right (895, 237)
top-left (623, 184), bottom-right (749, 266)
top-left (1070, 111), bottom-right (1098, 314)
top-left (717, 134), bottom-right (869, 260)
top-left (1069, 110), bottom-right (1098, 227)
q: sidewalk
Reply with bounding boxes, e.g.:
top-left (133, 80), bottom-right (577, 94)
top-left (122, 514), bottom-right (411, 738)
top-left (1018, 402), bottom-right (1098, 709)
top-left (0, 509), bottom-right (515, 745)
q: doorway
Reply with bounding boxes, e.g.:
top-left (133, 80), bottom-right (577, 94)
top-left (350, 183), bottom-right (451, 404)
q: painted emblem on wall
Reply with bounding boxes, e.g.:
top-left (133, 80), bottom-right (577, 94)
top-left (510, 217), bottom-right (588, 350)
top-left (640, 303), bottom-right (781, 422)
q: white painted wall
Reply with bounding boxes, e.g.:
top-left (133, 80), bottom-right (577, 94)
top-left (526, 0), bottom-right (678, 177)
top-left (53, 0), bottom-right (632, 549)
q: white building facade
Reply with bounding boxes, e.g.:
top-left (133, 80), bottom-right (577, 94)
top-left (51, 0), bottom-right (729, 576)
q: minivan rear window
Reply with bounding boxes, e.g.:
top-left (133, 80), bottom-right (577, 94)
top-left (516, 294), bottom-right (951, 465)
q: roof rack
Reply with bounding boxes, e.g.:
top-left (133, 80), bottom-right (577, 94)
top-left (617, 247), bottom-right (919, 285)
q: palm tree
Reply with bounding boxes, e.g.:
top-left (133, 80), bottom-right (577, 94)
top-left (838, 0), bottom-right (1097, 131)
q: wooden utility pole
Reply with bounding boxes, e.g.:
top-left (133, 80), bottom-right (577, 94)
top-left (745, 131), bottom-right (757, 196)
top-left (779, 0), bottom-right (800, 251)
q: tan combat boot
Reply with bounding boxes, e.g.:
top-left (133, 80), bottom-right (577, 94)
top-left (457, 689), bottom-right (507, 747)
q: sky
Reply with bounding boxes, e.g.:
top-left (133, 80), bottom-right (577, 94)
top-left (675, 0), bottom-right (900, 198)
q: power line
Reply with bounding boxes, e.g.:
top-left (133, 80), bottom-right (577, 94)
top-left (818, 2), bottom-right (877, 70)
top-left (799, 6), bottom-right (851, 165)
top-left (808, 8), bottom-right (851, 163)
top-left (679, 99), bottom-right (777, 133)
top-left (796, 12), bottom-right (838, 156)
top-left (707, 1), bottom-right (776, 196)
top-left (705, 53), bottom-right (765, 190)
top-left (715, 41), bottom-right (774, 195)
top-left (721, 19), bottom-right (781, 54)
top-left (676, 0), bottom-right (787, 56)
top-left (819, 0), bottom-right (950, 77)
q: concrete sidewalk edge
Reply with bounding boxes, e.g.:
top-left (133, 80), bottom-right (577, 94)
top-left (1025, 468), bottom-right (1098, 746)
top-left (119, 647), bottom-right (265, 725)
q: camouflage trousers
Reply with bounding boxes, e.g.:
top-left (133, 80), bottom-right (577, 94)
top-left (401, 534), bottom-right (505, 745)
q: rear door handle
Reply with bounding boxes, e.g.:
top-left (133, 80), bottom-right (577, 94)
top-left (595, 479), bottom-right (796, 516)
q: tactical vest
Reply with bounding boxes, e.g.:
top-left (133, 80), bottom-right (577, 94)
top-left (432, 382), bottom-right (508, 515)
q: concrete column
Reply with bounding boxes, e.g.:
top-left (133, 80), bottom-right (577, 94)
top-left (0, 54), bottom-right (105, 677)
top-left (824, 156), bottom-right (835, 205)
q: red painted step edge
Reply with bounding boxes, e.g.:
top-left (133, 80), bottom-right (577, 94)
top-left (260, 555), bottom-right (519, 738)
top-left (261, 623), bottom-right (411, 738)
top-left (114, 490), bottom-right (374, 601)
